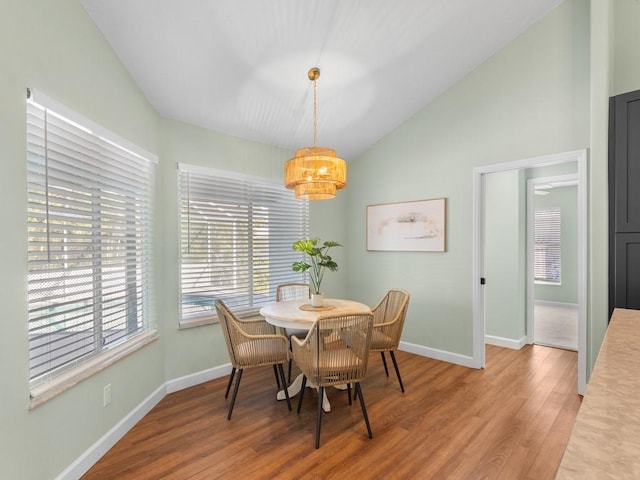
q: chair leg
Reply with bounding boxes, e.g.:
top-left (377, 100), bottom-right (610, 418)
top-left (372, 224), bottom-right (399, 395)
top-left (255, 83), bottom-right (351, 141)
top-left (288, 338), bottom-right (294, 383)
top-left (315, 386), bottom-right (324, 449)
top-left (227, 368), bottom-right (243, 420)
top-left (273, 365), bottom-right (281, 389)
top-left (276, 364), bottom-right (291, 410)
top-left (355, 383), bottom-right (373, 439)
top-left (225, 367), bottom-right (236, 399)
top-left (380, 352), bottom-right (389, 377)
top-left (297, 375), bottom-right (307, 414)
top-left (389, 350), bottom-right (405, 393)
top-left (347, 383), bottom-right (352, 405)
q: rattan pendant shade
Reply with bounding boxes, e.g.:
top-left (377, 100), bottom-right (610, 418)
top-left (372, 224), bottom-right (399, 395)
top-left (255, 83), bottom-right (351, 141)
top-left (285, 68), bottom-right (346, 200)
top-left (285, 146), bottom-right (346, 200)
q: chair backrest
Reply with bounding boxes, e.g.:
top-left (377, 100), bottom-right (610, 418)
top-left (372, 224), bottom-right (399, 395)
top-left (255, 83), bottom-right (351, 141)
top-left (215, 299), bottom-right (241, 368)
top-left (276, 283), bottom-right (311, 302)
top-left (371, 289), bottom-right (410, 348)
top-left (216, 299), bottom-right (284, 369)
top-left (297, 313), bottom-right (373, 386)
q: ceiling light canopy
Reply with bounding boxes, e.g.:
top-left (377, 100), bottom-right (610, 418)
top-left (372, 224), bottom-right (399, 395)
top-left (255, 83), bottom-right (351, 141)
top-left (285, 67), bottom-right (346, 200)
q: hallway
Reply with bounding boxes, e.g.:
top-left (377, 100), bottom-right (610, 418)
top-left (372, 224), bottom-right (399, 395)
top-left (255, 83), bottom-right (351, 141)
top-left (534, 301), bottom-right (578, 351)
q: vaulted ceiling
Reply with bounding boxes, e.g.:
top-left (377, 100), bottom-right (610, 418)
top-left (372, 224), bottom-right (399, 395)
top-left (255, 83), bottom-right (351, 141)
top-left (82, 0), bottom-right (564, 160)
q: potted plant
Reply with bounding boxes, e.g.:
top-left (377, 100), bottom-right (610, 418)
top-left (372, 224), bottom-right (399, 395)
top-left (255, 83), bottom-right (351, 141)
top-left (292, 238), bottom-right (341, 307)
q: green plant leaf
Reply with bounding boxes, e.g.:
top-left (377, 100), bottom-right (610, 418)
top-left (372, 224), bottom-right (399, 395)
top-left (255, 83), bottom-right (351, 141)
top-left (292, 261), bottom-right (311, 272)
top-left (323, 241), bottom-right (342, 248)
top-left (291, 238), bottom-right (341, 294)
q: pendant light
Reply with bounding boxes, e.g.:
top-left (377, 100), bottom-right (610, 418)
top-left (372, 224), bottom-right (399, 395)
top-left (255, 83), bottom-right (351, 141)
top-left (285, 67), bottom-right (346, 200)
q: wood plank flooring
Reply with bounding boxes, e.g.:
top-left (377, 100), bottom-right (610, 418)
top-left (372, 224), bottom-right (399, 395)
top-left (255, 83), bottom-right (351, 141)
top-left (81, 345), bottom-right (581, 480)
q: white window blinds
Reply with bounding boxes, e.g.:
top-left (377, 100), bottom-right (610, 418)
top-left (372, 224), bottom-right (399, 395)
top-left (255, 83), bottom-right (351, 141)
top-left (534, 208), bottom-right (561, 283)
top-left (26, 91), bottom-right (156, 386)
top-left (178, 164), bottom-right (309, 323)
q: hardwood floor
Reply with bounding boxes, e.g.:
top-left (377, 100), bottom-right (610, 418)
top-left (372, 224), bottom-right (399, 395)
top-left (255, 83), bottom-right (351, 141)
top-left (82, 345), bottom-right (581, 480)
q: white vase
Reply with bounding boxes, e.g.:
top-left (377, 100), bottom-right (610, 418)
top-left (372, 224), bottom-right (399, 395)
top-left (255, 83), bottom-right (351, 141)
top-left (311, 293), bottom-right (324, 307)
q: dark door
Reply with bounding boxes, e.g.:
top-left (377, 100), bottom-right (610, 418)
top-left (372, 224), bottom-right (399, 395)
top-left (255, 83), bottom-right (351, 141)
top-left (609, 89), bottom-right (640, 314)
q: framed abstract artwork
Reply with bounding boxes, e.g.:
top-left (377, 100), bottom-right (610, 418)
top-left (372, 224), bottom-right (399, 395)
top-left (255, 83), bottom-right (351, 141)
top-left (366, 198), bottom-right (446, 252)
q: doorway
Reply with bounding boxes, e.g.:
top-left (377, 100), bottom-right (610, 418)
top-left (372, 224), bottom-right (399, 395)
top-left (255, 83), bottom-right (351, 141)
top-left (527, 175), bottom-right (578, 352)
top-left (472, 149), bottom-right (587, 395)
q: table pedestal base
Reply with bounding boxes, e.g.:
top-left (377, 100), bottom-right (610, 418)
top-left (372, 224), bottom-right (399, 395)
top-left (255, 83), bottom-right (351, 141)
top-left (277, 373), bottom-right (331, 412)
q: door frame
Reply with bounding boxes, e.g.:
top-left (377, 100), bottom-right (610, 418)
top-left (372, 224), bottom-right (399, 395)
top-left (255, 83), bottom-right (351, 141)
top-left (472, 149), bottom-right (587, 394)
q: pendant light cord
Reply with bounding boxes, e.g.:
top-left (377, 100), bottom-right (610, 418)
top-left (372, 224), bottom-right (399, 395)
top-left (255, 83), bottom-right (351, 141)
top-left (313, 78), bottom-right (318, 147)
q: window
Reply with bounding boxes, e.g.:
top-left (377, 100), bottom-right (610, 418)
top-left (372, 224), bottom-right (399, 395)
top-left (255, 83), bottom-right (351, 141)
top-left (26, 91), bottom-right (156, 394)
top-left (178, 164), bottom-right (309, 325)
top-left (534, 207), bottom-right (561, 283)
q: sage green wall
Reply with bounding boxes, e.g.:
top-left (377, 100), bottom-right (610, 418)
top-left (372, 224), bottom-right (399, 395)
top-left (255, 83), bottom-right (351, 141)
top-left (534, 185), bottom-right (579, 304)
top-left (484, 170), bottom-right (526, 341)
top-left (346, 0), bottom-right (590, 356)
top-left (587, 0), bottom-right (610, 385)
top-left (612, 0), bottom-right (640, 96)
top-left (0, 1), bottom-right (163, 479)
top-left (308, 192), bottom-right (349, 297)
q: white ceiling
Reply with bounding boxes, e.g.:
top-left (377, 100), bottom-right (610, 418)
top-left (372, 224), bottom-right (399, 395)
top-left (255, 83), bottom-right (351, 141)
top-left (81, 0), bottom-right (564, 161)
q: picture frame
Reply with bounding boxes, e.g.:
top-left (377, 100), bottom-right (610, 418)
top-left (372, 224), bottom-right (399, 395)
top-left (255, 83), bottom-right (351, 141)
top-left (366, 198), bottom-right (446, 252)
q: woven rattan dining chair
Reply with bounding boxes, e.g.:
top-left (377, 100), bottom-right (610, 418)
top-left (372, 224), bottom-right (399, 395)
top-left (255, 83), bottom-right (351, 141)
top-left (215, 299), bottom-right (291, 420)
top-left (370, 289), bottom-right (410, 393)
top-left (276, 282), bottom-right (311, 302)
top-left (291, 312), bottom-right (374, 449)
top-left (276, 282), bottom-right (311, 382)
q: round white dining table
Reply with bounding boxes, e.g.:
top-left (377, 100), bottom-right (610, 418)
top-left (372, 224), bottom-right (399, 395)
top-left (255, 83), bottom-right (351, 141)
top-left (259, 298), bottom-right (371, 412)
top-left (260, 297), bottom-right (371, 330)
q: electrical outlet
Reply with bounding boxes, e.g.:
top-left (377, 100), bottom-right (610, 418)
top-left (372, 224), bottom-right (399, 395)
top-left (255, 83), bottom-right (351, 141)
top-left (103, 384), bottom-right (112, 406)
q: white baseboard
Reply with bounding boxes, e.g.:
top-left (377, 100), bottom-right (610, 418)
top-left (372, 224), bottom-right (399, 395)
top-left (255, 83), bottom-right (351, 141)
top-left (399, 341), bottom-right (477, 369)
top-left (56, 364), bottom-right (232, 480)
top-left (534, 300), bottom-right (579, 308)
top-left (166, 364), bottom-right (231, 394)
top-left (485, 335), bottom-right (527, 350)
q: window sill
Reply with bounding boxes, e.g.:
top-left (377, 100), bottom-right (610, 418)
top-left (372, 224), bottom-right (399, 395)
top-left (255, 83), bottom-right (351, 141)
top-left (179, 316), bottom-right (218, 329)
top-left (29, 330), bottom-right (159, 409)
